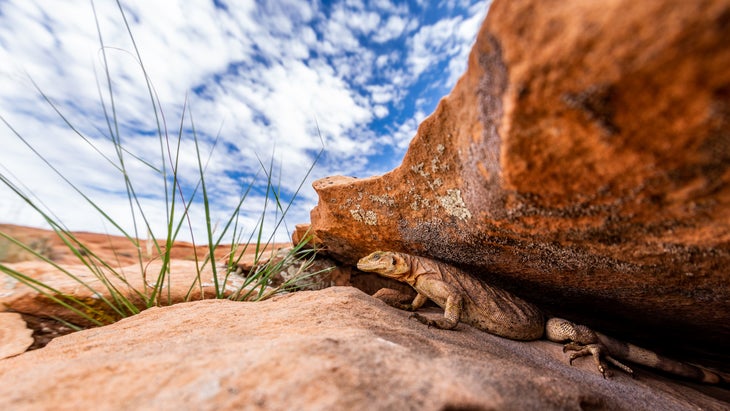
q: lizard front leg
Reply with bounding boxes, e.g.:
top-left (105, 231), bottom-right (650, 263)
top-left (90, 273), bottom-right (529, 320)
top-left (409, 278), bottom-right (464, 330)
top-left (545, 318), bottom-right (633, 378)
top-left (373, 288), bottom-right (428, 311)
top-left (372, 288), bottom-right (420, 310)
top-left (372, 287), bottom-right (462, 328)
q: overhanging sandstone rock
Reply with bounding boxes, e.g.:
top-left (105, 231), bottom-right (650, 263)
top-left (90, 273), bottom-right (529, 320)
top-left (310, 0), bottom-right (730, 366)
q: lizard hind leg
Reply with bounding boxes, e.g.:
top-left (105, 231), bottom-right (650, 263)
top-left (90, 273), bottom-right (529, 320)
top-left (563, 342), bottom-right (634, 378)
top-left (409, 291), bottom-right (463, 330)
top-left (547, 318), bottom-right (634, 378)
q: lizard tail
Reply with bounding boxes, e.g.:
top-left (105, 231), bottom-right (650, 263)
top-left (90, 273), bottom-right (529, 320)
top-left (596, 332), bottom-right (729, 385)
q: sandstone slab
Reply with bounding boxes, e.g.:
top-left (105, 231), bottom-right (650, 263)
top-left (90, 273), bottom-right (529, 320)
top-left (0, 312), bottom-right (33, 359)
top-left (310, 0), bottom-right (730, 367)
top-left (0, 287), bottom-right (727, 410)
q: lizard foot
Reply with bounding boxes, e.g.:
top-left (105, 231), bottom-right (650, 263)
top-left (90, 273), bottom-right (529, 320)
top-left (564, 342), bottom-right (634, 378)
top-left (372, 288), bottom-right (417, 310)
top-left (409, 312), bottom-right (458, 330)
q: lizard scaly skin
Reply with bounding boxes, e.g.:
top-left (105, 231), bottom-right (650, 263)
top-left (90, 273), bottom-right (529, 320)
top-left (357, 251), bottom-right (727, 384)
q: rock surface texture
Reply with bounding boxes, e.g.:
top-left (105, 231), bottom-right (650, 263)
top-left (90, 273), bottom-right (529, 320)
top-left (0, 287), bottom-right (727, 411)
top-left (0, 312), bottom-right (33, 359)
top-left (310, 0), bottom-right (730, 367)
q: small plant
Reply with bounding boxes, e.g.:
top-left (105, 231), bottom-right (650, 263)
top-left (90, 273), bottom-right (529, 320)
top-left (0, 0), bottom-right (325, 328)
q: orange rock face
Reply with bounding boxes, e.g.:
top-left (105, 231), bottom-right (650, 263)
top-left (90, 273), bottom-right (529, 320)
top-left (311, 0), bottom-right (730, 366)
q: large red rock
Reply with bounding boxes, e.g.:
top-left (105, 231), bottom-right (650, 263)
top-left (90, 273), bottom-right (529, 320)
top-left (310, 0), bottom-right (730, 367)
top-left (0, 287), bottom-right (727, 410)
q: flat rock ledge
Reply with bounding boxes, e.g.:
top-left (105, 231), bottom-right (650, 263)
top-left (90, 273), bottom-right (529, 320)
top-left (0, 287), bottom-right (726, 411)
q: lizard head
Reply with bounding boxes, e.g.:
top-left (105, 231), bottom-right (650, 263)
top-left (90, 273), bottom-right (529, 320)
top-left (357, 251), bottom-right (409, 279)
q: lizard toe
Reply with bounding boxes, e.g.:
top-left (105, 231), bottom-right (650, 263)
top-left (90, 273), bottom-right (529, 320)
top-left (605, 355), bottom-right (634, 377)
top-left (409, 312), bottom-right (429, 325)
top-left (564, 343), bottom-right (634, 379)
top-left (567, 348), bottom-right (591, 365)
top-left (563, 341), bottom-right (584, 354)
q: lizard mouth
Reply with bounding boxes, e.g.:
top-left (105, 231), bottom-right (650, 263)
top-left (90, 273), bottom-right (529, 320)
top-left (357, 252), bottom-right (395, 274)
top-left (356, 259), bottom-right (386, 272)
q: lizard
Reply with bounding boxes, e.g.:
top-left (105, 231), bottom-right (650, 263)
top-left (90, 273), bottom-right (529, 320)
top-left (356, 250), bottom-right (728, 385)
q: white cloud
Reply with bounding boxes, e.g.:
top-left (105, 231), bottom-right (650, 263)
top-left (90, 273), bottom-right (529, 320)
top-left (408, 18), bottom-right (460, 79)
top-left (330, 49), bottom-right (377, 85)
top-left (319, 11), bottom-right (360, 54)
top-left (406, 2), bottom-right (487, 84)
top-left (375, 54), bottom-right (390, 68)
top-left (446, 2), bottom-right (490, 85)
top-left (388, 117), bottom-right (420, 150)
top-left (372, 15), bottom-right (409, 43)
top-left (368, 84), bottom-right (396, 104)
top-left (373, 105), bottom-right (389, 118)
top-left (372, 0), bottom-right (409, 15)
top-left (346, 10), bottom-right (381, 34)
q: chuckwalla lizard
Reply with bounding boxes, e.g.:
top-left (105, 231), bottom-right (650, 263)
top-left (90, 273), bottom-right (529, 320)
top-left (357, 250), bottom-right (727, 384)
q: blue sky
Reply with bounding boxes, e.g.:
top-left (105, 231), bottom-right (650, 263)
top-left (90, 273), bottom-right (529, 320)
top-left (0, 0), bottom-right (488, 243)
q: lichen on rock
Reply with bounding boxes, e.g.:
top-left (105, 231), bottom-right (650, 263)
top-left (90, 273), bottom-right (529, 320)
top-left (437, 189), bottom-right (472, 221)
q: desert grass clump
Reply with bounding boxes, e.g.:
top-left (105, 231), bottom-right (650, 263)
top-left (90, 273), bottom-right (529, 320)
top-left (0, 235), bottom-right (55, 263)
top-left (0, 0), bottom-right (326, 328)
